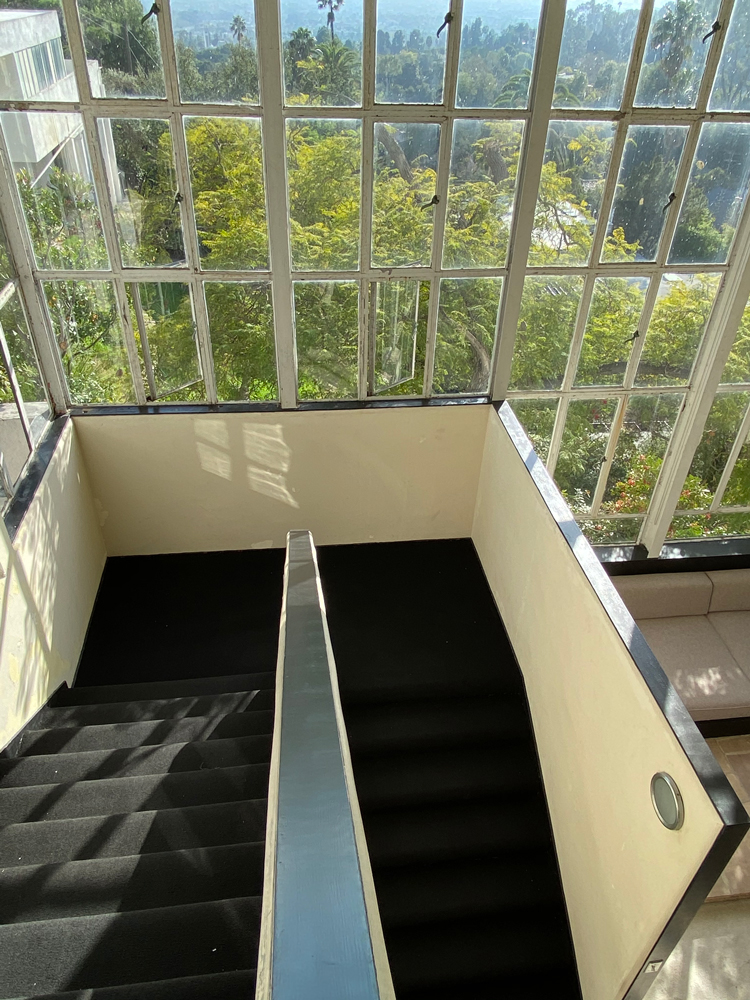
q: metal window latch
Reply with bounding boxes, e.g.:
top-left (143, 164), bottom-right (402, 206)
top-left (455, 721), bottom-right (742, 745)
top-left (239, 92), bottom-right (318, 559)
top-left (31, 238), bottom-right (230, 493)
top-left (437, 12), bottom-right (453, 37)
top-left (703, 20), bottom-right (721, 44)
top-left (141, 2), bottom-right (160, 24)
top-left (174, 192), bottom-right (183, 208)
top-left (623, 330), bottom-right (640, 345)
top-left (421, 194), bottom-right (439, 211)
top-left (662, 192), bottom-right (676, 213)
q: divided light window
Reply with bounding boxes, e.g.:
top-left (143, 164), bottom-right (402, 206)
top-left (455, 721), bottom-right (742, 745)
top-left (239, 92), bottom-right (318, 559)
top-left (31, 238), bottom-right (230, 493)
top-left (0, 0), bottom-right (749, 552)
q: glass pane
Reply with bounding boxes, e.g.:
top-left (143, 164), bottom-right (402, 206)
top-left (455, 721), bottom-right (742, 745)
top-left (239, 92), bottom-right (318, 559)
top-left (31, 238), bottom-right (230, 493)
top-left (287, 119), bottom-right (360, 270)
top-left (376, 0), bottom-right (447, 103)
top-left (0, 4), bottom-right (78, 101)
top-left (529, 121), bottom-right (616, 266)
top-left (3, 112), bottom-right (109, 270)
top-left (554, 1), bottom-right (640, 110)
top-left (669, 511), bottom-right (750, 539)
top-left (0, 385), bottom-right (30, 487)
top-left (456, 2), bottom-right (541, 109)
top-left (281, 0), bottom-right (361, 106)
top-left (601, 393), bottom-right (683, 513)
top-left (80, 0), bottom-right (165, 98)
top-left (669, 123), bottom-right (750, 265)
top-left (433, 277), bottom-right (502, 395)
top-left (372, 122), bottom-right (439, 268)
top-left (296, 281), bottom-right (358, 400)
top-left (206, 282), bottom-right (277, 402)
top-left (0, 216), bottom-right (14, 284)
top-left (186, 117), bottom-right (268, 271)
top-left (636, 273), bottom-right (721, 387)
top-left (710, 1), bottom-right (750, 111)
top-left (605, 125), bottom-right (687, 263)
top-left (44, 280), bottom-right (134, 404)
top-left (635, 1), bottom-right (719, 108)
top-left (555, 398), bottom-right (617, 512)
top-left (0, 291), bottom-right (49, 436)
top-left (677, 392), bottom-right (748, 509)
top-left (721, 293), bottom-right (750, 384)
top-left (104, 119), bottom-right (185, 268)
top-left (575, 276), bottom-right (649, 387)
top-left (130, 283), bottom-right (202, 402)
top-left (510, 276), bottom-right (584, 391)
top-left (442, 120), bottom-right (524, 269)
top-left (578, 517), bottom-right (644, 545)
top-left (371, 279), bottom-right (426, 396)
top-left (509, 398), bottom-right (558, 464)
top-left (172, 1), bottom-right (259, 103)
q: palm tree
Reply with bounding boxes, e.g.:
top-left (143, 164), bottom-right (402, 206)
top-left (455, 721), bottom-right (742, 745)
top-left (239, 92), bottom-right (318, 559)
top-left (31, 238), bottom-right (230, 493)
top-left (317, 0), bottom-right (344, 42)
top-left (300, 37), bottom-right (359, 105)
top-left (231, 15), bottom-right (246, 45)
top-left (650, 0), bottom-right (704, 86)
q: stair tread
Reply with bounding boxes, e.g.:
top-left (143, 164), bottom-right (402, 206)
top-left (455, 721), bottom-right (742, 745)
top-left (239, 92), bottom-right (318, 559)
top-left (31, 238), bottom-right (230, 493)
top-left (34, 691), bottom-right (266, 729)
top-left (0, 799), bottom-right (267, 867)
top-left (0, 896), bottom-right (261, 995)
top-left (16, 970), bottom-right (257, 1000)
top-left (17, 705), bottom-right (274, 755)
top-left (0, 843), bottom-right (264, 923)
top-left (0, 763), bottom-right (270, 824)
top-left (53, 672), bottom-right (276, 706)
top-left (0, 733), bottom-right (273, 787)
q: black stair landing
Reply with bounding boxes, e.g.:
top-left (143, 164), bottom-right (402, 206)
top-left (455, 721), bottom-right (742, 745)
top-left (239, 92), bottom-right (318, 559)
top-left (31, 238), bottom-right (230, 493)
top-left (318, 538), bottom-right (582, 1000)
top-left (0, 672), bottom-right (274, 1000)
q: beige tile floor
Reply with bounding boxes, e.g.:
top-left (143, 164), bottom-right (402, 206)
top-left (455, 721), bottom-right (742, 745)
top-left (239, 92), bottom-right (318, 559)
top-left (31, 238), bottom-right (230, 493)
top-left (707, 736), bottom-right (750, 900)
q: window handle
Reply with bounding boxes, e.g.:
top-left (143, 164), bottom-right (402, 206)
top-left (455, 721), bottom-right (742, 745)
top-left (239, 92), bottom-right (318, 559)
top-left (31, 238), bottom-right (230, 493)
top-left (662, 192), bottom-right (676, 213)
top-left (437, 12), bottom-right (453, 38)
top-left (141, 3), bottom-right (160, 24)
top-left (703, 20), bottom-right (721, 44)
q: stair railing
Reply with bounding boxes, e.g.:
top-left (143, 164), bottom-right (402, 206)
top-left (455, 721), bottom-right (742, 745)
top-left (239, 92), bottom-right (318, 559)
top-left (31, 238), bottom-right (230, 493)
top-left (256, 530), bottom-right (394, 1000)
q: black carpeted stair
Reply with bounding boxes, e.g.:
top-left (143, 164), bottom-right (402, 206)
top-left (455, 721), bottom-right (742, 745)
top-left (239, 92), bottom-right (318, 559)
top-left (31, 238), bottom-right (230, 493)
top-left (318, 538), bottom-right (582, 1000)
top-left (0, 670), bottom-right (274, 999)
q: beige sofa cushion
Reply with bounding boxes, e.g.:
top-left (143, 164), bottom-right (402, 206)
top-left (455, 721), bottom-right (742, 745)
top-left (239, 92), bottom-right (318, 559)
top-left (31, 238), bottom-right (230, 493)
top-left (614, 572), bottom-right (712, 619)
top-left (637, 616), bottom-right (750, 720)
top-left (708, 611), bottom-right (750, 676)
top-left (708, 569), bottom-right (750, 613)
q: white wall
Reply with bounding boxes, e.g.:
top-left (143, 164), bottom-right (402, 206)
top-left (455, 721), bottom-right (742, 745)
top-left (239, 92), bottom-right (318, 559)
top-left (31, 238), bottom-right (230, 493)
top-left (0, 419), bottom-right (106, 748)
top-left (472, 407), bottom-right (726, 1000)
top-left (73, 405), bottom-right (488, 555)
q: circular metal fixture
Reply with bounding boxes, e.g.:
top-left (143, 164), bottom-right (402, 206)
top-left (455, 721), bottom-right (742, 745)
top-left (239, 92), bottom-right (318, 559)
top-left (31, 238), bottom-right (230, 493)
top-left (651, 772), bottom-right (684, 830)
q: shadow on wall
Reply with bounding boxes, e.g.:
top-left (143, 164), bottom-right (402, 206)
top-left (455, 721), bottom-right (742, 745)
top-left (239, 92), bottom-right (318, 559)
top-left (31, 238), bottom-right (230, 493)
top-left (195, 420), bottom-right (299, 509)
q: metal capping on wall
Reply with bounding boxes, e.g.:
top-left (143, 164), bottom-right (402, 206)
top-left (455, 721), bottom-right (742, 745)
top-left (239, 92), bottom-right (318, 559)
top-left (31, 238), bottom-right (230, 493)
top-left (494, 400), bottom-right (749, 1000)
top-left (257, 529), bottom-right (394, 1000)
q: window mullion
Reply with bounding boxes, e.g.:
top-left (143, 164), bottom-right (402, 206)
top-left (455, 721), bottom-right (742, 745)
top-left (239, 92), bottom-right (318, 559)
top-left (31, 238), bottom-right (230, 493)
top-left (359, 119), bottom-right (375, 399)
top-left (131, 285), bottom-right (158, 401)
top-left (589, 398), bottom-right (627, 515)
top-left (621, 273), bottom-right (661, 389)
top-left (0, 317), bottom-right (33, 450)
top-left (489, 0), bottom-right (566, 401)
top-left (711, 396), bottom-right (750, 510)
top-left (363, 0), bottom-right (376, 110)
top-left (641, 196), bottom-right (750, 554)
top-left (422, 2), bottom-right (463, 397)
top-left (696, 0), bottom-right (735, 113)
top-left (545, 396), bottom-right (569, 478)
top-left (256, 0), bottom-right (296, 410)
top-left (560, 274), bottom-right (596, 393)
top-left (0, 134), bottom-right (68, 412)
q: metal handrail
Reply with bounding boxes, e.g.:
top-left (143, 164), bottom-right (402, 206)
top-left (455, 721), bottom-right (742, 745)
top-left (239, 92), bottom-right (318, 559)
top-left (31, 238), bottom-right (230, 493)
top-left (256, 530), bottom-right (394, 1000)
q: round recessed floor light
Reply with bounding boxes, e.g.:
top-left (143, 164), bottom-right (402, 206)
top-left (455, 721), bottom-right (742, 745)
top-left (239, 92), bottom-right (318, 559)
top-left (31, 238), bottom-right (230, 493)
top-left (651, 772), bottom-right (684, 830)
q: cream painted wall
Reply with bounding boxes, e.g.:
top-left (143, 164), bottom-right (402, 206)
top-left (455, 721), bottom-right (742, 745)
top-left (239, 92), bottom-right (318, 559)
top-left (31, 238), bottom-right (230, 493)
top-left (73, 405), bottom-right (488, 555)
top-left (0, 420), bottom-right (106, 749)
top-left (472, 408), bottom-right (725, 1000)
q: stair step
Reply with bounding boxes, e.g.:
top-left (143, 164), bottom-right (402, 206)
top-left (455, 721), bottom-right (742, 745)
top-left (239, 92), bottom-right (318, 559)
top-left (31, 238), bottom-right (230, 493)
top-left (345, 694), bottom-right (528, 753)
top-left (0, 734), bottom-right (273, 787)
top-left (0, 763), bottom-right (270, 825)
top-left (363, 794), bottom-right (552, 866)
top-left (0, 799), bottom-right (267, 868)
top-left (0, 896), bottom-right (261, 995)
top-left (375, 850), bottom-right (561, 927)
top-left (352, 740), bottom-right (539, 809)
top-left (385, 909), bottom-right (574, 991)
top-left (396, 967), bottom-right (581, 1000)
top-left (52, 672), bottom-right (276, 707)
top-left (17, 970), bottom-right (257, 1000)
top-left (0, 843), bottom-right (264, 923)
top-left (17, 705), bottom-right (274, 756)
top-left (35, 691), bottom-right (264, 729)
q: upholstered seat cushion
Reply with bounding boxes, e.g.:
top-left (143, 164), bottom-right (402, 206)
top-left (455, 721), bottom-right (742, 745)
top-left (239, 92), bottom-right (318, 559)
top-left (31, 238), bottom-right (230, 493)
top-left (637, 615), bottom-right (750, 720)
top-left (708, 611), bottom-right (750, 676)
top-left (708, 569), bottom-right (750, 613)
top-left (614, 572), bottom-right (712, 620)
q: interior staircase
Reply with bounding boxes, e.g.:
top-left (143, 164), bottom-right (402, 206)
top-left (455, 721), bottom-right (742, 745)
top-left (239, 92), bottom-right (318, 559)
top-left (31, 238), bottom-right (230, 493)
top-left (0, 670), bottom-right (275, 999)
top-left (318, 538), bottom-right (582, 1000)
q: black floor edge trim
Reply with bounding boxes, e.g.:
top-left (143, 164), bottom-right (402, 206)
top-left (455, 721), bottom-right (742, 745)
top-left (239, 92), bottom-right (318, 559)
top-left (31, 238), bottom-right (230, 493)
top-left (70, 397), bottom-right (489, 417)
top-left (4, 415), bottom-right (68, 542)
top-left (697, 717), bottom-right (750, 738)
